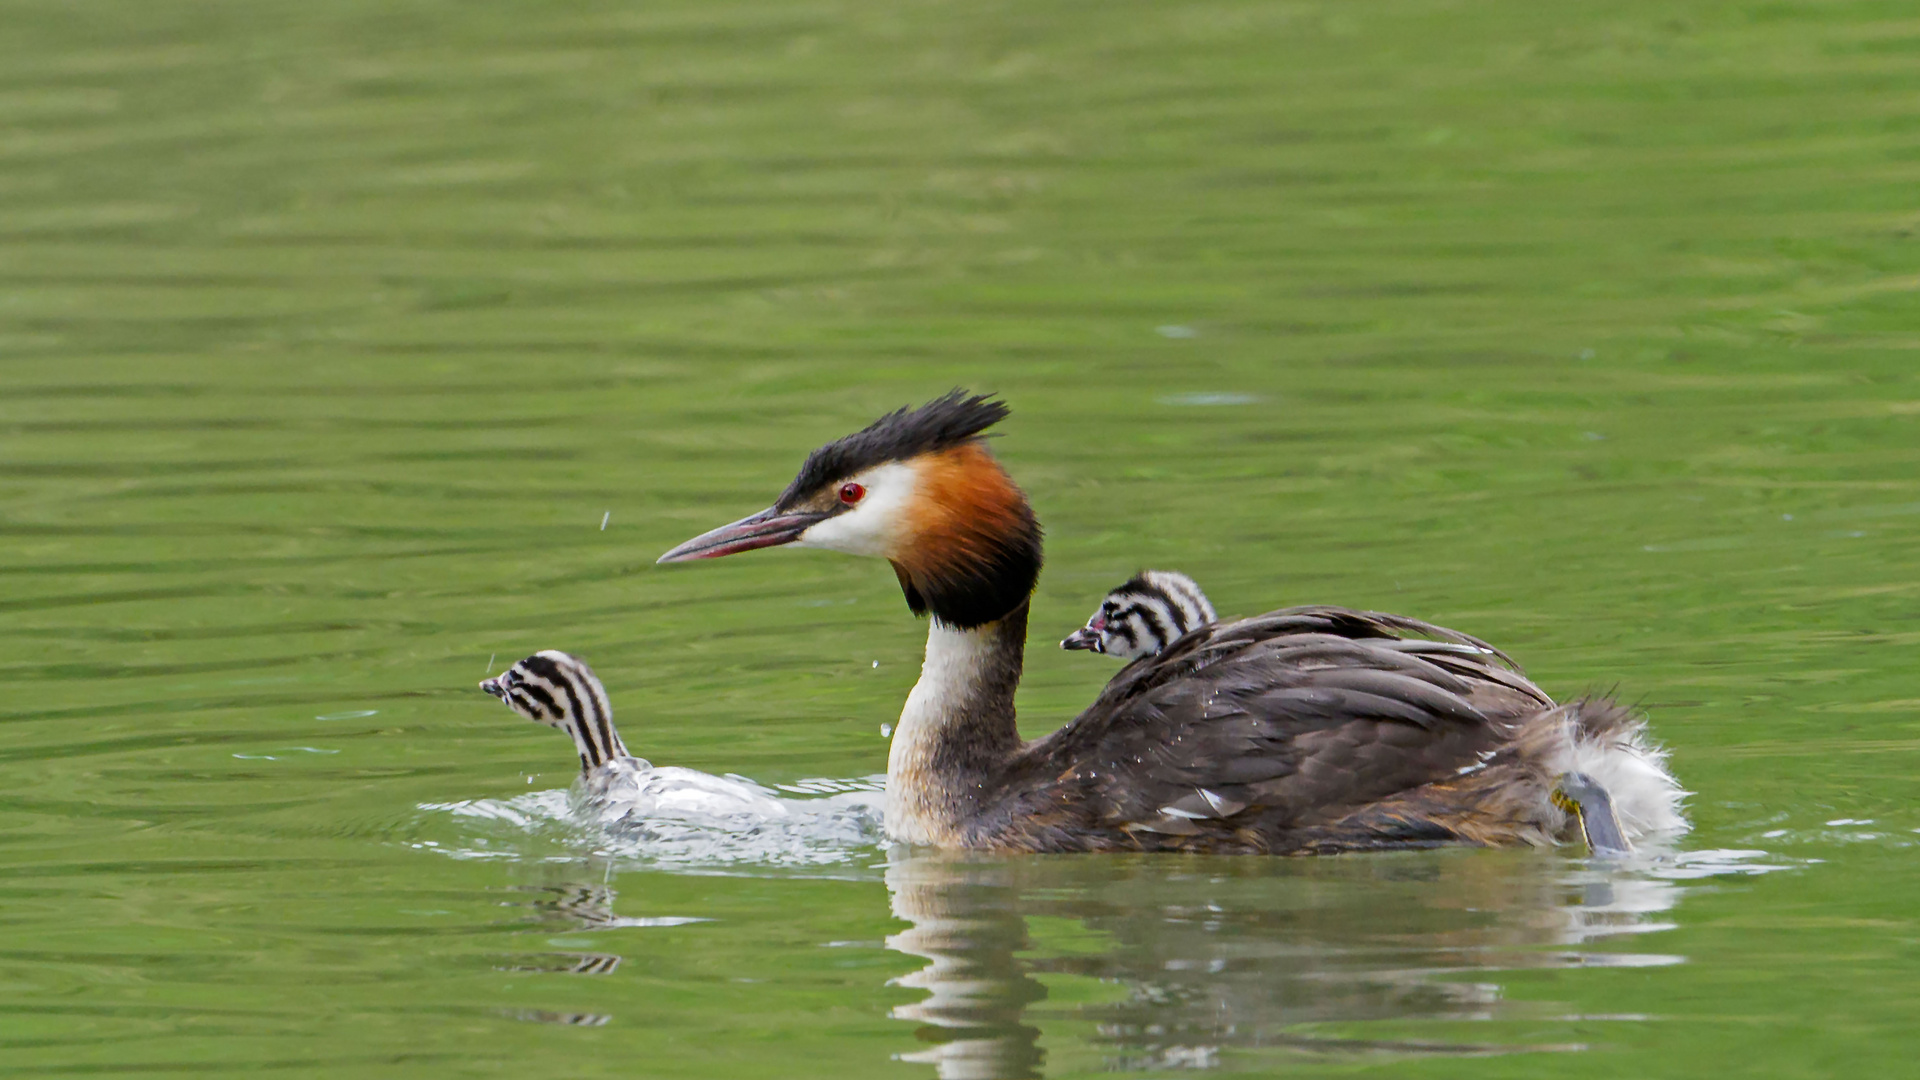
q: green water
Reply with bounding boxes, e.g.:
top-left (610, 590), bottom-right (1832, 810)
top-left (4, 0), bottom-right (1919, 1075)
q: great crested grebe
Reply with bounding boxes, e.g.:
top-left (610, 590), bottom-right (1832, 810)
top-left (1061, 570), bottom-right (1216, 660)
top-left (480, 650), bottom-right (788, 820)
top-left (656, 392), bottom-right (1685, 854)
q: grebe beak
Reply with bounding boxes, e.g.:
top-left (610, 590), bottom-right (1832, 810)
top-left (1061, 627), bottom-right (1102, 652)
top-left (479, 676), bottom-right (506, 697)
top-left (656, 506), bottom-right (830, 563)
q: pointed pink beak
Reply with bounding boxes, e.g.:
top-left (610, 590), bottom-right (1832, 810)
top-left (656, 506), bottom-right (829, 563)
top-left (1061, 626), bottom-right (1102, 652)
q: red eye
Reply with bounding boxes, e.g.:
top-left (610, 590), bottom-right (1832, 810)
top-left (838, 482), bottom-right (866, 505)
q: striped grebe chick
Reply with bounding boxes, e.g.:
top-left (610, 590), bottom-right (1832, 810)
top-left (657, 392), bottom-right (1686, 855)
top-left (480, 651), bottom-right (788, 821)
top-left (1061, 570), bottom-right (1216, 660)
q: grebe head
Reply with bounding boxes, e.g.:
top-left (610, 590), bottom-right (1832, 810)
top-left (1061, 571), bottom-right (1217, 659)
top-left (480, 650), bottom-right (628, 774)
top-left (657, 390), bottom-right (1043, 629)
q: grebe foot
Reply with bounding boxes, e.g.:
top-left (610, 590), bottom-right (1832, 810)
top-left (1552, 771), bottom-right (1634, 858)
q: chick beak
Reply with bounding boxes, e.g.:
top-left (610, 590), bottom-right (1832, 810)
top-left (656, 506), bottom-right (829, 563)
top-left (1061, 626), bottom-right (1103, 652)
top-left (479, 677), bottom-right (506, 698)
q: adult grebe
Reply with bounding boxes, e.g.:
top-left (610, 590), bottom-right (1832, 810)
top-left (1061, 570), bottom-right (1216, 660)
top-left (656, 392), bottom-right (1685, 854)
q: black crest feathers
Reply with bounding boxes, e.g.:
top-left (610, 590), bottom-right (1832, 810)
top-left (775, 390), bottom-right (1010, 509)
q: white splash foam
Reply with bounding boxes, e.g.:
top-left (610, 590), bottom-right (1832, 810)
top-left (418, 764), bottom-right (886, 869)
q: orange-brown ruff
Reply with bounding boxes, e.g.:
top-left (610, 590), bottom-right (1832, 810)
top-left (656, 391), bottom-right (1686, 854)
top-left (887, 442), bottom-right (1034, 619)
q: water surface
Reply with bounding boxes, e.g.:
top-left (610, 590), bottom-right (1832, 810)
top-left (3, 0), bottom-right (1919, 1076)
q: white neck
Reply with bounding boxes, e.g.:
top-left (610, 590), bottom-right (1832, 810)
top-left (885, 609), bottom-right (1027, 846)
top-left (563, 712), bottom-right (629, 775)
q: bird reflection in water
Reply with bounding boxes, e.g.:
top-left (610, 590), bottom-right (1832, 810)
top-left (490, 877), bottom-right (668, 1027)
top-left (887, 856), bottom-right (1047, 1079)
top-left (880, 847), bottom-right (1711, 1078)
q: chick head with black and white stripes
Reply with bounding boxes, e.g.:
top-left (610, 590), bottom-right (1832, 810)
top-left (1060, 571), bottom-right (1217, 660)
top-left (480, 651), bottom-right (630, 776)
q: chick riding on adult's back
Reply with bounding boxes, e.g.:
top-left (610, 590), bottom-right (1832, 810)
top-left (1060, 570), bottom-right (1642, 856)
top-left (1061, 570), bottom-right (1216, 661)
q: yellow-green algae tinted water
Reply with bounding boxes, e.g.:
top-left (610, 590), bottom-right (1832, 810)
top-left (2, 0), bottom-right (1919, 1076)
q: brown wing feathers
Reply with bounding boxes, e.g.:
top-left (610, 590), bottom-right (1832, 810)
top-left (979, 606), bottom-right (1552, 852)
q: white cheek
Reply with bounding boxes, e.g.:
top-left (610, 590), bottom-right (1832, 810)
top-left (792, 461), bottom-right (919, 558)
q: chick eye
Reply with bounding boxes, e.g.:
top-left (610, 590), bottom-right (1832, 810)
top-left (838, 482), bottom-right (866, 505)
